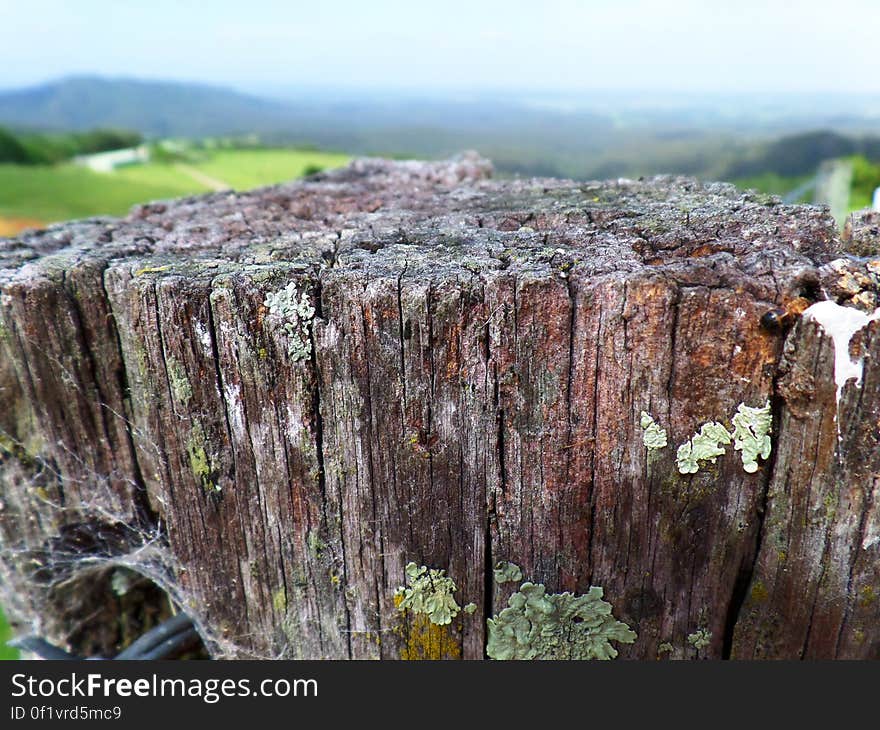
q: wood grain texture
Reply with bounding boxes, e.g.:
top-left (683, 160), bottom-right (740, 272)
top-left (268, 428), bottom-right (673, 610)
top-left (1, 155), bottom-right (878, 659)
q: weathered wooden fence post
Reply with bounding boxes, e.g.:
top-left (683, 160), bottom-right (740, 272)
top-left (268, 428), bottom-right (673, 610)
top-left (1, 155), bottom-right (878, 659)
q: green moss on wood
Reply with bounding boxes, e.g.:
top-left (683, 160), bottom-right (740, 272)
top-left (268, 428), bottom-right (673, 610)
top-left (273, 588), bottom-right (288, 613)
top-left (166, 356), bottom-right (192, 405)
top-left (186, 422), bottom-right (219, 493)
top-left (307, 530), bottom-right (325, 558)
top-left (0, 431), bottom-right (38, 469)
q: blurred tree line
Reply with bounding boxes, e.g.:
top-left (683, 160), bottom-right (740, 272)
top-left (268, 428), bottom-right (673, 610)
top-left (727, 131), bottom-right (880, 178)
top-left (0, 127), bottom-right (143, 164)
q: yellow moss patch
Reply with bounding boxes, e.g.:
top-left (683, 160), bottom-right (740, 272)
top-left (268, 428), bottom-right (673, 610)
top-left (750, 581), bottom-right (769, 604)
top-left (394, 594), bottom-right (462, 660)
top-left (858, 585), bottom-right (877, 608)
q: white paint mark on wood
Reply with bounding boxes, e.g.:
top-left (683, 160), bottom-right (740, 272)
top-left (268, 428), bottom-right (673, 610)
top-left (803, 300), bottom-right (880, 408)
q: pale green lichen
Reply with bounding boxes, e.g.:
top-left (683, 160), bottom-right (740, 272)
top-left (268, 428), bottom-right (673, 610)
top-left (687, 628), bottom-right (712, 650)
top-left (263, 281), bottom-right (315, 362)
top-left (731, 400), bottom-right (772, 473)
top-left (640, 411), bottom-right (668, 450)
top-left (657, 641), bottom-right (674, 655)
top-left (394, 562), bottom-right (461, 626)
top-left (486, 582), bottom-right (636, 660)
top-left (676, 422), bottom-right (731, 474)
top-left (463, 603), bottom-right (477, 615)
top-left (674, 401), bottom-right (773, 475)
top-left (493, 561), bottom-right (523, 584)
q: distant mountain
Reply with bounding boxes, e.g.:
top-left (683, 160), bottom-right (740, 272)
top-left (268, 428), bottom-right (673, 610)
top-left (0, 76), bottom-right (624, 176)
top-left (0, 76), bottom-right (297, 137)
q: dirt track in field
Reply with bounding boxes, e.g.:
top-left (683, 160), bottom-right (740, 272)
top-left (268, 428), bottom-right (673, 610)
top-left (0, 216), bottom-right (44, 237)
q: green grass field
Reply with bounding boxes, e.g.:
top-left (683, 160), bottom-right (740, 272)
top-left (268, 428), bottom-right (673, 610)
top-left (0, 163), bottom-right (199, 222)
top-left (0, 147), bottom-right (350, 229)
top-left (187, 148), bottom-right (350, 190)
top-left (112, 161), bottom-right (214, 192)
top-left (0, 613), bottom-right (14, 660)
top-left (730, 172), bottom-right (812, 199)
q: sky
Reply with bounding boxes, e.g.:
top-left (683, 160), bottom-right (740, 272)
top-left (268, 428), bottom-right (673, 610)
top-left (0, 0), bottom-right (878, 95)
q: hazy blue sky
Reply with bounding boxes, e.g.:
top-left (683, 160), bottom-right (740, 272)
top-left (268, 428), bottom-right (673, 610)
top-left (1, 0), bottom-right (878, 94)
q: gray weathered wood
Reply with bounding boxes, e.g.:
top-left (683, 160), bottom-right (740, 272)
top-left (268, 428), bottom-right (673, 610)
top-left (1, 155), bottom-right (878, 659)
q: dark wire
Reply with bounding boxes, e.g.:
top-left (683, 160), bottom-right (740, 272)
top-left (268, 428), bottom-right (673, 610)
top-left (7, 612), bottom-right (203, 660)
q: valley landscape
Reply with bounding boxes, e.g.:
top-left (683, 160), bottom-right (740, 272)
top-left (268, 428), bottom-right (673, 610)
top-left (1, 77), bottom-right (879, 239)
